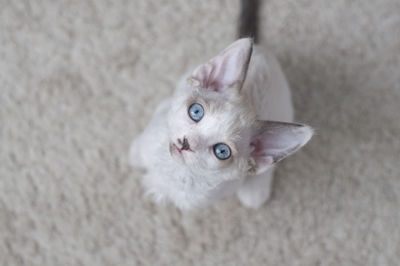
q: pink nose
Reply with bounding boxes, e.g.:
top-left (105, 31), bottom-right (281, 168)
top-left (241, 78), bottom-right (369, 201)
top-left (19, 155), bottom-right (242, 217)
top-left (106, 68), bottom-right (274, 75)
top-left (177, 136), bottom-right (200, 151)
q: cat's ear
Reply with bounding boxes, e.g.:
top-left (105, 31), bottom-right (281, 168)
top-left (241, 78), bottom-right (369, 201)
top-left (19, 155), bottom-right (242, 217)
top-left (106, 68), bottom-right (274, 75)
top-left (190, 38), bottom-right (253, 93)
top-left (249, 121), bottom-right (313, 174)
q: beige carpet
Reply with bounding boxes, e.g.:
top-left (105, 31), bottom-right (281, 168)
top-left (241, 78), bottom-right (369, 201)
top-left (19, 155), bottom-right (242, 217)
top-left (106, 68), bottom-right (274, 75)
top-left (1, 0), bottom-right (399, 265)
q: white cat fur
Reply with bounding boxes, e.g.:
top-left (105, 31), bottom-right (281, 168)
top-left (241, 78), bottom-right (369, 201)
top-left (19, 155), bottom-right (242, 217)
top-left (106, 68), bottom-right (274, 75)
top-left (130, 39), bottom-right (312, 209)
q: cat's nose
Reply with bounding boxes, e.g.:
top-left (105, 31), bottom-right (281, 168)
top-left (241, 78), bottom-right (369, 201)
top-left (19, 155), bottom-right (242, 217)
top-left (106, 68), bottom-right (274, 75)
top-left (178, 137), bottom-right (190, 151)
top-left (182, 138), bottom-right (190, 150)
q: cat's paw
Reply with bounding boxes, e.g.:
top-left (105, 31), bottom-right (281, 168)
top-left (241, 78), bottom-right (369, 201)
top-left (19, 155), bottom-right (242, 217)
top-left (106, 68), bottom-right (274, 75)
top-left (237, 185), bottom-right (271, 209)
top-left (236, 171), bottom-right (274, 209)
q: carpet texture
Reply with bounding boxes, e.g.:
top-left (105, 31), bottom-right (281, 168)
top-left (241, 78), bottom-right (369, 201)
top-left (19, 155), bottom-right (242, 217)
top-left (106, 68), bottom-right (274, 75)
top-left (1, 0), bottom-right (399, 265)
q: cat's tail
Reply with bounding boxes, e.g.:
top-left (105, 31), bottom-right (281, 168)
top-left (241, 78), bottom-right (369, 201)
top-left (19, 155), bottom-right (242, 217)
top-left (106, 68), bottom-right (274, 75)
top-left (238, 0), bottom-right (259, 43)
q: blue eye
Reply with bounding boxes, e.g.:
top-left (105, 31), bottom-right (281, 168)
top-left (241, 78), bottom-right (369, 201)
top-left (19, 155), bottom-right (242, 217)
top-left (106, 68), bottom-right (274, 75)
top-left (213, 143), bottom-right (231, 160)
top-left (188, 103), bottom-right (204, 122)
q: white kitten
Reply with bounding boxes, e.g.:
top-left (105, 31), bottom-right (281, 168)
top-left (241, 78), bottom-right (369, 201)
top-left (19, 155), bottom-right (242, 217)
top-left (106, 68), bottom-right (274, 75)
top-left (130, 38), bottom-right (313, 209)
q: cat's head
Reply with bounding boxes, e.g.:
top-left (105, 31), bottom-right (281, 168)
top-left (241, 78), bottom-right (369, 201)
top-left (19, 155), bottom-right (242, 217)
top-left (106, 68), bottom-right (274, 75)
top-left (167, 38), bottom-right (312, 186)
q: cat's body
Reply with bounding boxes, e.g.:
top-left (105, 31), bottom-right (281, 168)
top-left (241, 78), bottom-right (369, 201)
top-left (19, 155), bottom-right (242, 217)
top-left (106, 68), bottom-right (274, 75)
top-left (130, 43), bottom-right (310, 209)
top-left (130, 0), bottom-right (312, 210)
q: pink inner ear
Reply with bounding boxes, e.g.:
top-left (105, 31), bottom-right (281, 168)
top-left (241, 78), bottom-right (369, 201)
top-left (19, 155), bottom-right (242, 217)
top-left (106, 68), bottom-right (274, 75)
top-left (199, 64), bottom-right (223, 92)
top-left (191, 38), bottom-right (253, 92)
top-left (249, 121), bottom-right (313, 173)
top-left (250, 139), bottom-right (275, 165)
top-left (251, 139), bottom-right (275, 165)
top-left (250, 139), bottom-right (264, 157)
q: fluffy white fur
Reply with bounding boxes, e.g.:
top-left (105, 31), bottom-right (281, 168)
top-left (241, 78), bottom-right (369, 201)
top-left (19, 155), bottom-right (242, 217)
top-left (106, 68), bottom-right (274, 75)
top-left (130, 38), bottom-right (312, 209)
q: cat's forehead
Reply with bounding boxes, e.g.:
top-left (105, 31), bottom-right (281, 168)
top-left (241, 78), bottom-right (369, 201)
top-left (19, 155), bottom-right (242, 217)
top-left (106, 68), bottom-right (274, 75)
top-left (187, 91), bottom-right (255, 136)
top-left (171, 82), bottom-right (256, 139)
top-left (186, 88), bottom-right (242, 112)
